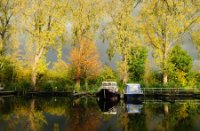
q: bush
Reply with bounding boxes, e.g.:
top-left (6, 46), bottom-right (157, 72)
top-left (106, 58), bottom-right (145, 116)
top-left (37, 61), bottom-right (73, 91)
top-left (168, 45), bottom-right (193, 87)
top-left (0, 57), bottom-right (17, 89)
top-left (128, 46), bottom-right (148, 82)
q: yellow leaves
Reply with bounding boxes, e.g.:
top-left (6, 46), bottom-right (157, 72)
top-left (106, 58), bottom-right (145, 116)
top-left (23, 0), bottom-right (68, 77)
top-left (140, 1), bottom-right (200, 83)
top-left (16, 66), bottom-right (32, 81)
top-left (192, 29), bottom-right (200, 55)
top-left (45, 106), bottom-right (65, 116)
top-left (177, 104), bottom-right (188, 119)
top-left (117, 61), bottom-right (129, 83)
top-left (48, 60), bottom-right (69, 79)
top-left (176, 70), bottom-right (187, 87)
top-left (36, 58), bottom-right (48, 74)
top-left (70, 0), bottom-right (103, 41)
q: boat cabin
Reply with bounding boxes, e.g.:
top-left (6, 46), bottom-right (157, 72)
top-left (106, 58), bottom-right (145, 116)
top-left (125, 84), bottom-right (143, 94)
top-left (101, 81), bottom-right (118, 92)
top-left (102, 81), bottom-right (117, 87)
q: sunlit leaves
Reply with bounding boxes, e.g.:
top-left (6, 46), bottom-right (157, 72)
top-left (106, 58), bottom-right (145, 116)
top-left (69, 38), bottom-right (101, 89)
top-left (0, 0), bottom-right (25, 56)
top-left (192, 29), bottom-right (200, 55)
top-left (139, 0), bottom-right (200, 84)
top-left (168, 45), bottom-right (193, 87)
top-left (70, 0), bottom-right (104, 44)
top-left (22, 0), bottom-right (68, 87)
top-left (103, 0), bottom-right (141, 83)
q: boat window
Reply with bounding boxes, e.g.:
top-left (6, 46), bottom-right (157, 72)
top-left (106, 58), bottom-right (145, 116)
top-left (102, 83), bottom-right (110, 86)
top-left (111, 83), bottom-right (117, 86)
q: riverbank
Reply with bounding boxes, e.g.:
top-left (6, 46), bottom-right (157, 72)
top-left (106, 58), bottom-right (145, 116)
top-left (1, 88), bottom-right (200, 98)
top-left (0, 90), bottom-right (96, 98)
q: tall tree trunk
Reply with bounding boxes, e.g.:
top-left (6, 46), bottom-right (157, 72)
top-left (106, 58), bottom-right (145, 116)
top-left (75, 78), bottom-right (80, 92)
top-left (162, 18), bottom-right (168, 85)
top-left (31, 64), bottom-right (37, 89)
top-left (31, 47), bottom-right (44, 90)
top-left (163, 71), bottom-right (168, 84)
top-left (0, 35), bottom-right (6, 56)
top-left (121, 55), bottom-right (129, 85)
top-left (122, 69), bottom-right (128, 85)
top-left (162, 50), bottom-right (168, 84)
top-left (162, 52), bottom-right (168, 84)
top-left (85, 78), bottom-right (88, 91)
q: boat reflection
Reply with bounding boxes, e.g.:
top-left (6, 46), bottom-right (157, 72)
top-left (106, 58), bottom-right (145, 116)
top-left (96, 97), bottom-right (119, 114)
top-left (124, 99), bottom-right (143, 114)
top-left (0, 97), bottom-right (4, 103)
top-left (125, 104), bottom-right (143, 114)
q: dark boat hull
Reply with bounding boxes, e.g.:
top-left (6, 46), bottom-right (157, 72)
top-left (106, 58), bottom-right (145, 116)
top-left (96, 89), bottom-right (120, 101)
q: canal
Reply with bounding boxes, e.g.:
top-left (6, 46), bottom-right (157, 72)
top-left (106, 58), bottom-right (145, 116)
top-left (0, 96), bottom-right (200, 131)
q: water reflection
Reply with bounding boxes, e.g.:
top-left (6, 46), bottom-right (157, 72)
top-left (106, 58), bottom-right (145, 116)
top-left (97, 97), bottom-right (119, 114)
top-left (125, 104), bottom-right (143, 114)
top-left (0, 97), bottom-right (200, 131)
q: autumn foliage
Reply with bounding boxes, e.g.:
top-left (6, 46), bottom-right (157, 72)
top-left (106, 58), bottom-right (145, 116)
top-left (69, 39), bottom-right (101, 90)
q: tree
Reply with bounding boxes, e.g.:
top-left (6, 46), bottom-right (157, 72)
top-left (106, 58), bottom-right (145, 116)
top-left (168, 45), bottom-right (193, 87)
top-left (70, 0), bottom-right (104, 44)
top-left (103, 0), bottom-right (142, 84)
top-left (23, 0), bottom-right (67, 89)
top-left (128, 46), bottom-right (148, 82)
top-left (69, 38), bottom-right (101, 91)
top-left (69, 0), bottom-right (104, 90)
top-left (192, 29), bottom-right (200, 54)
top-left (0, 0), bottom-right (24, 56)
top-left (0, 57), bottom-right (16, 85)
top-left (140, 0), bottom-right (200, 84)
top-left (99, 65), bottom-right (116, 81)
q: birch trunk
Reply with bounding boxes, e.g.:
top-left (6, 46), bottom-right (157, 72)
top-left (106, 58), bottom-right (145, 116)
top-left (31, 47), bottom-right (44, 89)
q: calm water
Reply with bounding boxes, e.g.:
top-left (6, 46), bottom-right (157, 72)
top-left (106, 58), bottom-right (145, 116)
top-left (0, 96), bottom-right (200, 131)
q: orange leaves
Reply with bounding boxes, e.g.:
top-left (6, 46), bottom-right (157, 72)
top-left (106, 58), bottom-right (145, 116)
top-left (69, 38), bottom-right (101, 80)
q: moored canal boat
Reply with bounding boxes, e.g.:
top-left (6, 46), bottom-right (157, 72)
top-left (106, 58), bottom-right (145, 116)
top-left (124, 83), bottom-right (144, 102)
top-left (96, 81), bottom-right (120, 100)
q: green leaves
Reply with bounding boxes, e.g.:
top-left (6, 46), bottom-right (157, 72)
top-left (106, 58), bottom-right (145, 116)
top-left (168, 45), bottom-right (193, 87)
top-left (140, 0), bottom-right (200, 84)
top-left (103, 0), bottom-right (141, 83)
top-left (128, 46), bottom-right (148, 82)
top-left (169, 45), bottom-right (192, 72)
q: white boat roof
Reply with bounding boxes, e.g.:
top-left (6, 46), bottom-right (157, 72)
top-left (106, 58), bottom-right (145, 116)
top-left (126, 83), bottom-right (140, 85)
top-left (102, 81), bottom-right (117, 83)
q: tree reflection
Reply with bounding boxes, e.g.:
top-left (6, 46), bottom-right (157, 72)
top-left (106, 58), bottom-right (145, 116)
top-left (143, 100), bottom-right (200, 131)
top-left (0, 97), bottom-right (200, 131)
top-left (0, 97), bottom-right (47, 131)
top-left (14, 99), bottom-right (47, 131)
top-left (117, 101), bottom-right (146, 131)
top-left (67, 98), bottom-right (101, 131)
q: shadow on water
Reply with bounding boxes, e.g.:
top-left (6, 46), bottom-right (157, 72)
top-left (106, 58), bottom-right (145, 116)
top-left (0, 96), bottom-right (200, 131)
top-left (96, 97), bottom-right (119, 113)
